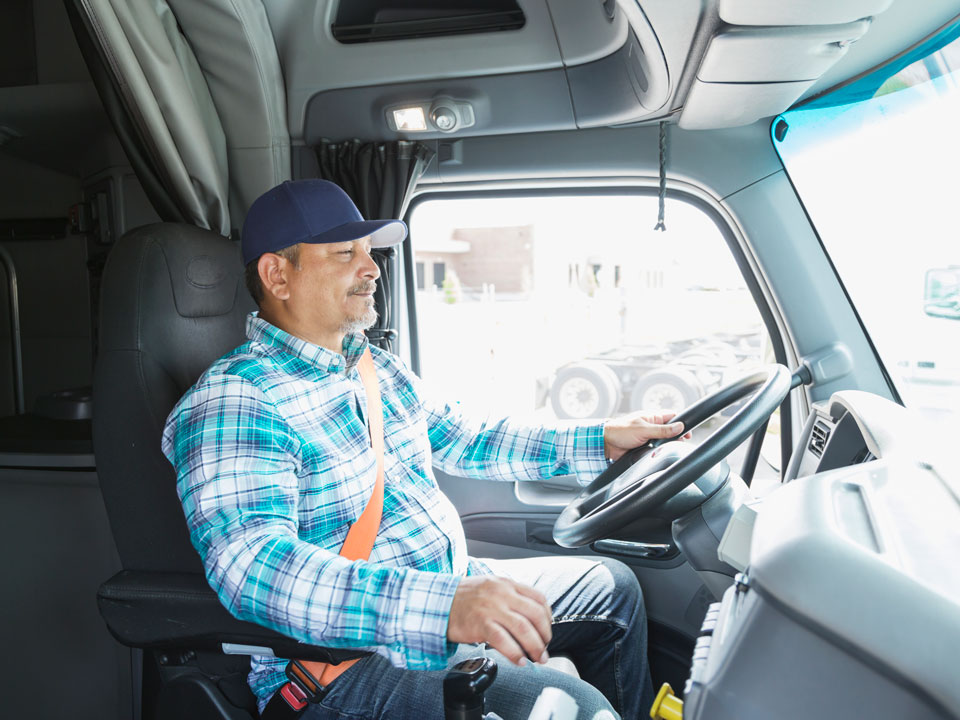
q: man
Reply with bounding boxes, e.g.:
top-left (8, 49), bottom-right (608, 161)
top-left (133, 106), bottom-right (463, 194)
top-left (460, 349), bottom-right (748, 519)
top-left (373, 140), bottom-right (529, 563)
top-left (162, 180), bottom-right (686, 719)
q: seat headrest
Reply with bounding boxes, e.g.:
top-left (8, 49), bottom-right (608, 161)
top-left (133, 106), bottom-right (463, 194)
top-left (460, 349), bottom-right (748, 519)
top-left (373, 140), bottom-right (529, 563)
top-left (98, 223), bottom-right (254, 392)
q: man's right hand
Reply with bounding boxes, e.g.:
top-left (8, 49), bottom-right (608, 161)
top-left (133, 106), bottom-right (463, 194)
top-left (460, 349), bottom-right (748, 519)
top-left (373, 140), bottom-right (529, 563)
top-left (447, 576), bottom-right (553, 667)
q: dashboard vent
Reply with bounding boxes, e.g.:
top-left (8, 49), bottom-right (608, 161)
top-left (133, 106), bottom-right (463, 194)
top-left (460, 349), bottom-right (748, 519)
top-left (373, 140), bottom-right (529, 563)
top-left (809, 420), bottom-right (831, 457)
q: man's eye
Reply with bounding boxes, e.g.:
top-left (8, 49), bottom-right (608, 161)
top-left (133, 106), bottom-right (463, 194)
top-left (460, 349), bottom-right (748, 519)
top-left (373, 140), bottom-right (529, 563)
top-left (339, 249), bottom-right (354, 255)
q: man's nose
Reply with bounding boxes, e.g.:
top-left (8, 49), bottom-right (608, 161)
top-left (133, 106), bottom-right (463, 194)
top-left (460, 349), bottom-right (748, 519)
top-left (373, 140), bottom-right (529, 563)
top-left (360, 248), bottom-right (380, 279)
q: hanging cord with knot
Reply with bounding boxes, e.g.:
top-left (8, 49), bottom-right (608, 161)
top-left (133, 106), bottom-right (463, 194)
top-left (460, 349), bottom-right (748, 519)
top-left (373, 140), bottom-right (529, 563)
top-left (654, 121), bottom-right (667, 232)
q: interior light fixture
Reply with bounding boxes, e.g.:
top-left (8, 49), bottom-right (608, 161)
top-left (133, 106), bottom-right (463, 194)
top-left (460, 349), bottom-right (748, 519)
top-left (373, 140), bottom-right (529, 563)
top-left (392, 106), bottom-right (427, 131)
top-left (386, 99), bottom-right (476, 134)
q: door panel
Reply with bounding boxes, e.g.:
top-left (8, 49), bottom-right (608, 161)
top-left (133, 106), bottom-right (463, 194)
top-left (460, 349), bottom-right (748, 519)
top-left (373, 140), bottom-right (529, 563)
top-left (438, 470), bottom-right (711, 640)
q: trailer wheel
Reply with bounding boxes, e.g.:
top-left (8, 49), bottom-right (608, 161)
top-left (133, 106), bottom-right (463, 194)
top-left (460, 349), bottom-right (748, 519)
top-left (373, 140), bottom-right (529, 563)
top-left (550, 363), bottom-right (621, 419)
top-left (630, 369), bottom-right (701, 413)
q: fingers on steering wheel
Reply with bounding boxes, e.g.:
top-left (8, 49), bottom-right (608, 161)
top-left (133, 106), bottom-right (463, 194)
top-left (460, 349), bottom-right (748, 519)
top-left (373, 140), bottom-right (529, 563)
top-left (649, 422), bottom-right (683, 439)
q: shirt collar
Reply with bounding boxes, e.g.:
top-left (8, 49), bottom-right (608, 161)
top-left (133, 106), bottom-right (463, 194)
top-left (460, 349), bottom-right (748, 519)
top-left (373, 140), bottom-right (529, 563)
top-left (246, 312), bottom-right (368, 374)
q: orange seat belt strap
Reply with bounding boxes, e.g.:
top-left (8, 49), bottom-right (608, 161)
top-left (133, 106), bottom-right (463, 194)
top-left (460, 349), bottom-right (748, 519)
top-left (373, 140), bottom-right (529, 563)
top-left (288, 346), bottom-right (385, 697)
top-left (337, 346), bottom-right (385, 562)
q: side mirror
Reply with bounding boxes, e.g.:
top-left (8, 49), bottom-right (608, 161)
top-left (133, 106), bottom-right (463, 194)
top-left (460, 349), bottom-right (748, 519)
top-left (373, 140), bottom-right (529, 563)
top-left (923, 267), bottom-right (960, 320)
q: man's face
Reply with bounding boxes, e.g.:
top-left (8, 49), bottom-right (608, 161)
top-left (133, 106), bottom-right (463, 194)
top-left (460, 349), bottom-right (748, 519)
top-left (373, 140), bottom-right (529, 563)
top-left (282, 236), bottom-right (380, 344)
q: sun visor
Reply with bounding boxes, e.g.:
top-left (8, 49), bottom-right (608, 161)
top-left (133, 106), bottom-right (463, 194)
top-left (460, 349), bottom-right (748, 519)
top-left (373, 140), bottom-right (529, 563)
top-left (680, 81), bottom-right (816, 131)
top-left (679, 9), bottom-right (889, 130)
top-left (697, 23), bottom-right (871, 84)
top-left (717, 0), bottom-right (894, 27)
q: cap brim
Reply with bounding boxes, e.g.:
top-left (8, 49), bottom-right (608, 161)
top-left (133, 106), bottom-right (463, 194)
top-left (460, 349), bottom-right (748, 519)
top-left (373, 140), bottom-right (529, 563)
top-left (305, 219), bottom-right (408, 248)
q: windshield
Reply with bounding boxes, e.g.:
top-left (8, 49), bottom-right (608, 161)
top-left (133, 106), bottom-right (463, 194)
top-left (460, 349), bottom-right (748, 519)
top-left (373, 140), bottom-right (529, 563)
top-left (775, 24), bottom-right (960, 430)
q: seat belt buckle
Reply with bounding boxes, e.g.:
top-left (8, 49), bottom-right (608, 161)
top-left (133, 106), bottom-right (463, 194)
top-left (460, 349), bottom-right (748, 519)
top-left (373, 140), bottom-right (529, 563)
top-left (282, 660), bottom-right (331, 708)
top-left (278, 682), bottom-right (308, 712)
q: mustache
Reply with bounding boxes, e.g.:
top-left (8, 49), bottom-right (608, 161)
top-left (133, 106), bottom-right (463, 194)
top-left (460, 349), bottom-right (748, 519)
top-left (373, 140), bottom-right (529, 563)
top-left (349, 282), bottom-right (377, 295)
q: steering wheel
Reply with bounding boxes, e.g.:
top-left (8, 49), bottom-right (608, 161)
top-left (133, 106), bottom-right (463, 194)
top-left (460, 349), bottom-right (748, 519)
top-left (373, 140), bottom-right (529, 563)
top-left (553, 364), bottom-right (792, 548)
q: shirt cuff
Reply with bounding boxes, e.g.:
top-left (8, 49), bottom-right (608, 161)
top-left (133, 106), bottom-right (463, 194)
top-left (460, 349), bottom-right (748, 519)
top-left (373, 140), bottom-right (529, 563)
top-left (554, 422), bottom-right (609, 481)
top-left (395, 568), bottom-right (462, 670)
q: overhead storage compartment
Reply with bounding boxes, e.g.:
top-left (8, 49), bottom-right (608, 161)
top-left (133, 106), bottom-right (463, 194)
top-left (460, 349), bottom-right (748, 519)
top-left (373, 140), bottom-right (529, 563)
top-left (547, 0), bottom-right (628, 65)
top-left (281, 0), bottom-right (898, 138)
top-left (284, 0), bottom-right (670, 142)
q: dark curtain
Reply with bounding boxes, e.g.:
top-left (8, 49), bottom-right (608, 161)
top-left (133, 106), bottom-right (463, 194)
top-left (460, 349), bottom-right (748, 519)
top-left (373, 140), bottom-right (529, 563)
top-left (315, 140), bottom-right (435, 352)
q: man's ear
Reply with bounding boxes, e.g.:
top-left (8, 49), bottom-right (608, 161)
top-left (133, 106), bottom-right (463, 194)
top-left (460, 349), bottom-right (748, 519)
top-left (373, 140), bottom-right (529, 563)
top-left (258, 252), bottom-right (293, 302)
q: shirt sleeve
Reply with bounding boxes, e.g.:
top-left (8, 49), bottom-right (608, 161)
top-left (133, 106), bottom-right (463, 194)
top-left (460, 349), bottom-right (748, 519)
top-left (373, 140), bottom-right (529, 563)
top-left (162, 374), bottom-right (460, 670)
top-left (410, 373), bottom-right (609, 484)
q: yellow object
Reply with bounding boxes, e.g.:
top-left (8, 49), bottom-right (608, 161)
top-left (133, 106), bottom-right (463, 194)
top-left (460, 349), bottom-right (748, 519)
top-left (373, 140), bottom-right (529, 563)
top-left (650, 683), bottom-right (684, 720)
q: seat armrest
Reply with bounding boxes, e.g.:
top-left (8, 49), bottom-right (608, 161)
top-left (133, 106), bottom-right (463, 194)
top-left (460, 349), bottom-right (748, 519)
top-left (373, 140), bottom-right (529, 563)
top-left (98, 570), bottom-right (368, 664)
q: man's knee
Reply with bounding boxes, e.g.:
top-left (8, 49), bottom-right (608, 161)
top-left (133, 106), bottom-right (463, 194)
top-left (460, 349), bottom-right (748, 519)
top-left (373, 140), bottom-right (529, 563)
top-left (564, 677), bottom-right (620, 719)
top-left (483, 655), bottom-right (620, 719)
top-left (593, 557), bottom-right (644, 620)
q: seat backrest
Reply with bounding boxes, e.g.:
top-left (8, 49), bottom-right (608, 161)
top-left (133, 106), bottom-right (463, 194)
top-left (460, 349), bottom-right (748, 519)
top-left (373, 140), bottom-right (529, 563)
top-left (93, 223), bottom-right (254, 572)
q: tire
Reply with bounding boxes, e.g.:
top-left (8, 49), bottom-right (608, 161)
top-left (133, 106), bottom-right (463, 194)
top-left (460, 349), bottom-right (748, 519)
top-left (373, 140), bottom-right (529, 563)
top-left (629, 369), bottom-right (702, 413)
top-left (550, 362), bottom-right (622, 420)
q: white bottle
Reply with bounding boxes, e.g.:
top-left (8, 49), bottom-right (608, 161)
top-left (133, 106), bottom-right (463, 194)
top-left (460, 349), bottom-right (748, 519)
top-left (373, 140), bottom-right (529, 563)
top-left (525, 687), bottom-right (579, 720)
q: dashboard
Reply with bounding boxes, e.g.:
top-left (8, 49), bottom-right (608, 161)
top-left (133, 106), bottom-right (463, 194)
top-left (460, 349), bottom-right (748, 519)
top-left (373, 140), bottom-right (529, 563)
top-left (784, 392), bottom-right (891, 480)
top-left (681, 391), bottom-right (960, 719)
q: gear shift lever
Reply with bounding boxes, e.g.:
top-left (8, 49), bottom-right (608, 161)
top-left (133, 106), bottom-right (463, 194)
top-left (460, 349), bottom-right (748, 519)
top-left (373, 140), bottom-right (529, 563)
top-left (443, 657), bottom-right (498, 720)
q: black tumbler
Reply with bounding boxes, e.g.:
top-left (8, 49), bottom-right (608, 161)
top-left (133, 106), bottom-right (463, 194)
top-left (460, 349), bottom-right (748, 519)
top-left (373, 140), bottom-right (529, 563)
top-left (443, 657), bottom-right (498, 720)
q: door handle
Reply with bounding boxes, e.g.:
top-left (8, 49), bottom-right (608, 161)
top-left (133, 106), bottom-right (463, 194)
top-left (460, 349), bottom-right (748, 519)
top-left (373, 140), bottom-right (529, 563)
top-left (592, 539), bottom-right (673, 559)
top-left (526, 524), bottom-right (558, 546)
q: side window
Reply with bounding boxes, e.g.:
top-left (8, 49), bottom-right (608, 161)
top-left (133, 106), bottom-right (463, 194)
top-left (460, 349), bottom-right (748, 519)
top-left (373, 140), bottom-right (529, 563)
top-left (409, 194), bottom-right (780, 485)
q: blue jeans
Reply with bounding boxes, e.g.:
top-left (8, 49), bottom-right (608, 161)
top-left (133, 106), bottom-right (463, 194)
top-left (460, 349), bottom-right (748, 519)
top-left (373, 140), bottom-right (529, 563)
top-left (300, 556), bottom-right (654, 720)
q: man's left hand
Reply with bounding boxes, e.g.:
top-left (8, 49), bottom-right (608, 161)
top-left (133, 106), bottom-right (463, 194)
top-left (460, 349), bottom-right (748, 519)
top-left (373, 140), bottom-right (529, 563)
top-left (603, 412), bottom-right (691, 461)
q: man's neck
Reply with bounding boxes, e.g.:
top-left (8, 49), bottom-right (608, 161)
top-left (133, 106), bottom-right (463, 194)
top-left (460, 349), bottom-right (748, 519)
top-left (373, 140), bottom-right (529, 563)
top-left (258, 307), bottom-right (345, 355)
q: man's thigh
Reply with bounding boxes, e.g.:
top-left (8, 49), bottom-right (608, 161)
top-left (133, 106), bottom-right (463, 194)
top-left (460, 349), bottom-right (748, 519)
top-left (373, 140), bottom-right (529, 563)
top-left (480, 556), bottom-right (642, 636)
top-left (305, 644), bottom-right (617, 720)
top-left (481, 554), bottom-right (651, 718)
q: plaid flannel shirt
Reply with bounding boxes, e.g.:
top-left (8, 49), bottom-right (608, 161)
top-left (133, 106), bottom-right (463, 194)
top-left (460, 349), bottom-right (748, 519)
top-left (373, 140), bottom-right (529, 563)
top-left (162, 313), bottom-right (608, 709)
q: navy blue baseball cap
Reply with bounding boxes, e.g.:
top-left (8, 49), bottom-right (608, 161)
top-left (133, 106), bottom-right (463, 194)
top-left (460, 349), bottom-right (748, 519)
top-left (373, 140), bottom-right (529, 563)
top-left (241, 179), bottom-right (407, 265)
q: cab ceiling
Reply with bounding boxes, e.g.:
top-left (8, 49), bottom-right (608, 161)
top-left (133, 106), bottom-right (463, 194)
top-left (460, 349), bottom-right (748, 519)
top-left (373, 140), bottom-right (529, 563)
top-left (263, 0), bottom-right (960, 143)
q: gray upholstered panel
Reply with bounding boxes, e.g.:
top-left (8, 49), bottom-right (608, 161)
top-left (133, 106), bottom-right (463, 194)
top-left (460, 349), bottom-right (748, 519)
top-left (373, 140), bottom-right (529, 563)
top-left (167, 0), bottom-right (291, 229)
top-left (77, 0), bottom-right (230, 234)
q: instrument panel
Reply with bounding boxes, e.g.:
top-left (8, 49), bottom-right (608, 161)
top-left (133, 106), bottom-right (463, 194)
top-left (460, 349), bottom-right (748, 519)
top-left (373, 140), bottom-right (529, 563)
top-left (683, 391), bottom-right (960, 719)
